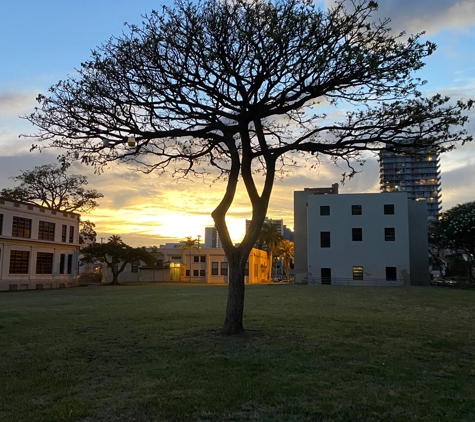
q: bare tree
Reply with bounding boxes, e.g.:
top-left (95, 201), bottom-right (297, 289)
top-left (25, 0), bottom-right (472, 334)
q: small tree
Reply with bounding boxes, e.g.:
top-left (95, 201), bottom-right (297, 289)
top-left (25, 0), bottom-right (472, 334)
top-left (432, 201), bottom-right (475, 282)
top-left (277, 240), bottom-right (294, 282)
top-left (81, 236), bottom-right (156, 284)
top-left (0, 164), bottom-right (103, 213)
top-left (180, 237), bottom-right (201, 282)
top-left (257, 222), bottom-right (283, 280)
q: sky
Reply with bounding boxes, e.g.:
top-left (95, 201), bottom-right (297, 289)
top-left (0, 0), bottom-right (474, 247)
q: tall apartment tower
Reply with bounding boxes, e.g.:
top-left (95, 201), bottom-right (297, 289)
top-left (204, 226), bottom-right (221, 248)
top-left (379, 151), bottom-right (441, 223)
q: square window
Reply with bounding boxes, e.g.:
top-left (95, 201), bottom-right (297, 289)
top-left (12, 217), bottom-right (32, 238)
top-left (186, 270), bottom-right (190, 276)
top-left (320, 232), bottom-right (330, 248)
top-left (200, 269), bottom-right (205, 276)
top-left (384, 204), bottom-right (395, 215)
top-left (36, 252), bottom-right (54, 274)
top-left (353, 266), bottom-right (363, 280)
top-left (320, 206), bottom-right (330, 216)
top-left (193, 269), bottom-right (199, 276)
top-left (39, 221), bottom-right (55, 241)
top-left (9, 250), bottom-right (29, 274)
top-left (385, 228), bottom-right (395, 241)
top-left (131, 263), bottom-right (139, 273)
top-left (386, 267), bottom-right (397, 281)
top-left (200, 256), bottom-right (206, 263)
top-left (351, 205), bottom-right (362, 215)
top-left (352, 228), bottom-right (363, 241)
top-left (193, 256), bottom-right (199, 262)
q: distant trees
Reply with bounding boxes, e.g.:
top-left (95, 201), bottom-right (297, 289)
top-left (0, 164), bottom-right (103, 213)
top-left (431, 201), bottom-right (475, 282)
top-left (257, 222), bottom-right (283, 280)
top-left (80, 236), bottom-right (156, 285)
top-left (180, 237), bottom-right (201, 282)
top-left (277, 240), bottom-right (294, 282)
top-left (79, 220), bottom-right (97, 244)
top-left (25, 0), bottom-right (473, 334)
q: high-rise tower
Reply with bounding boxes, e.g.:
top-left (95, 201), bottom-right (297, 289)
top-left (379, 151), bottom-right (441, 223)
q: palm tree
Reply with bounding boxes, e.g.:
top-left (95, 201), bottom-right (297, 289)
top-left (180, 236), bottom-right (200, 282)
top-left (277, 240), bottom-right (294, 282)
top-left (257, 222), bottom-right (283, 281)
top-left (108, 235), bottom-right (123, 245)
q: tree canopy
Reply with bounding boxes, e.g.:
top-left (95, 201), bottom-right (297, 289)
top-left (81, 236), bottom-right (156, 285)
top-left (0, 164), bottom-right (103, 213)
top-left (432, 201), bottom-right (475, 282)
top-left (25, 0), bottom-right (472, 334)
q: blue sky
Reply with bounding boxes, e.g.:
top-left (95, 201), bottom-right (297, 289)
top-left (0, 0), bottom-right (474, 246)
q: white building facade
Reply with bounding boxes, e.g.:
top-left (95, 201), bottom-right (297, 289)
top-left (0, 198), bottom-right (80, 291)
top-left (295, 192), bottom-right (429, 286)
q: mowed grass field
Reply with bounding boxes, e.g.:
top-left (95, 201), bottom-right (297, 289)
top-left (1, 284), bottom-right (474, 422)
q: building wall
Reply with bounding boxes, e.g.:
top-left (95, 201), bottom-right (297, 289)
top-left (296, 192), bottom-right (428, 286)
top-left (293, 185), bottom-right (339, 284)
top-left (0, 198), bottom-right (80, 291)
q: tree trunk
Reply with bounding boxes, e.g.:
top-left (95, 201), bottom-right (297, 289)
top-left (222, 252), bottom-right (247, 335)
top-left (110, 274), bottom-right (120, 285)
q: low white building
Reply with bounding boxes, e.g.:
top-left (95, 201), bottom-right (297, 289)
top-left (101, 246), bottom-right (270, 284)
top-left (294, 191), bottom-right (429, 286)
top-left (0, 197), bottom-right (80, 291)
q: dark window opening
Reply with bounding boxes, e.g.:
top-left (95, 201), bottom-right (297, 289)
top-left (384, 204), bottom-right (395, 215)
top-left (61, 225), bottom-right (67, 242)
top-left (221, 262), bottom-right (228, 276)
top-left (59, 254), bottom-right (65, 274)
top-left (386, 267), bottom-right (397, 281)
top-left (320, 206), bottom-right (330, 216)
top-left (351, 205), bottom-right (362, 215)
top-left (69, 226), bottom-right (74, 243)
top-left (320, 232), bottom-right (331, 248)
top-left (200, 256), bottom-right (206, 263)
top-left (352, 228), bottom-right (363, 241)
top-left (67, 254), bottom-right (73, 274)
top-left (385, 228), bottom-right (396, 241)
top-left (200, 269), bottom-right (205, 276)
top-left (321, 268), bottom-right (331, 284)
top-left (211, 262), bottom-right (218, 276)
top-left (193, 269), bottom-right (199, 276)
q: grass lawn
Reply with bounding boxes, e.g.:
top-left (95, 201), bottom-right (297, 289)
top-left (1, 284), bottom-right (475, 422)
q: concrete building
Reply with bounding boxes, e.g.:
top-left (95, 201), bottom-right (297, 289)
top-left (294, 192), bottom-right (429, 286)
top-left (102, 246), bottom-right (270, 284)
top-left (0, 197), bottom-right (80, 291)
top-left (294, 185), bottom-right (339, 283)
top-left (379, 151), bottom-right (441, 223)
top-left (204, 226), bottom-right (222, 248)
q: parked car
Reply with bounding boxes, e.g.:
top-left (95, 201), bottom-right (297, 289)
top-left (430, 278), bottom-right (457, 287)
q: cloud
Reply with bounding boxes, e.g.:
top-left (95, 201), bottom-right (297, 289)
top-left (0, 89), bottom-right (36, 117)
top-left (324, 0), bottom-right (475, 34)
